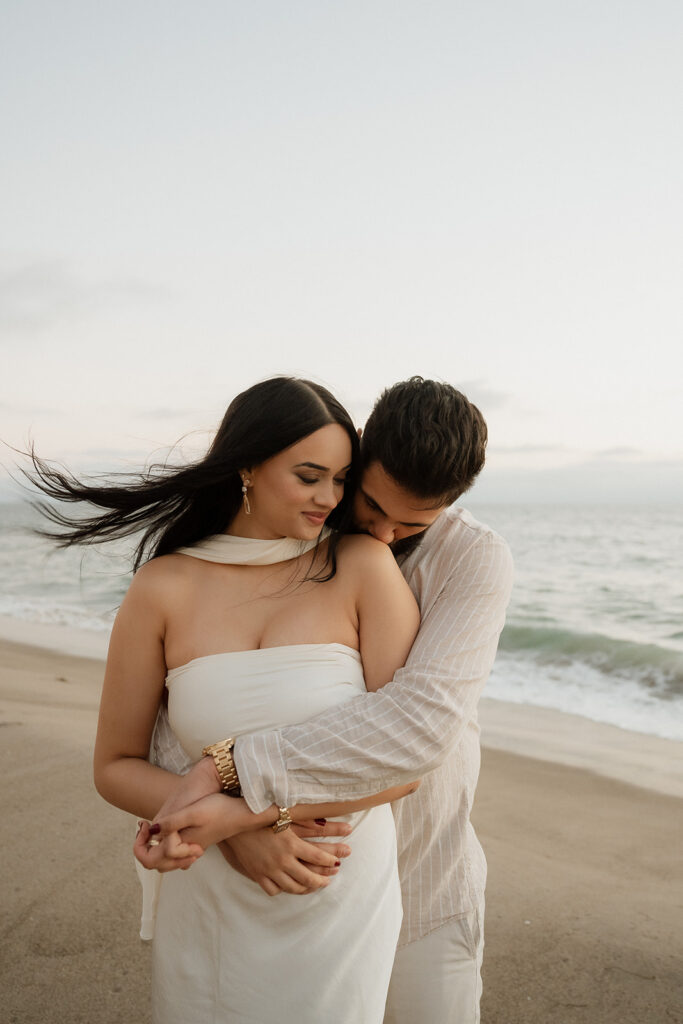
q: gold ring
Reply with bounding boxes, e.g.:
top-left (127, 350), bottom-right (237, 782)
top-left (147, 838), bottom-right (161, 847)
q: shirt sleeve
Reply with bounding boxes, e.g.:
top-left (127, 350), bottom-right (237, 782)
top-left (234, 532), bottom-right (514, 813)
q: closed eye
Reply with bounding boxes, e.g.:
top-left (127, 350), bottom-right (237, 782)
top-left (299, 474), bottom-right (348, 486)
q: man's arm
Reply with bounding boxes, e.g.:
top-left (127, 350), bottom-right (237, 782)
top-left (235, 532), bottom-right (513, 813)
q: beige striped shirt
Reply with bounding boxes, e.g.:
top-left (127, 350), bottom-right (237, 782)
top-left (235, 507), bottom-right (514, 946)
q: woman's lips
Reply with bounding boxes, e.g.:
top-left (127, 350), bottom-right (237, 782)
top-left (302, 512), bottom-right (327, 525)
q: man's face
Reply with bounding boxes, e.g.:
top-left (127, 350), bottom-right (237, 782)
top-left (353, 461), bottom-right (448, 552)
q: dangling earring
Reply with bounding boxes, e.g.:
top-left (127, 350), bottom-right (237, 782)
top-left (241, 479), bottom-right (252, 516)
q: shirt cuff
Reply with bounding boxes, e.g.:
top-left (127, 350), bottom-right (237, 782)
top-left (233, 731), bottom-right (289, 814)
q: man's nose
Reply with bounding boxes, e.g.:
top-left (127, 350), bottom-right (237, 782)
top-left (369, 520), bottom-right (395, 545)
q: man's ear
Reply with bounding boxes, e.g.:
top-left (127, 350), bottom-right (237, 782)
top-left (357, 427), bottom-right (363, 439)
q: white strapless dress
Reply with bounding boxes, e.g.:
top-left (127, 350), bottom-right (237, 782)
top-left (149, 643), bottom-right (402, 1024)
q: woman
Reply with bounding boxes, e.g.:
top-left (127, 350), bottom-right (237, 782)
top-left (29, 377), bottom-right (419, 1024)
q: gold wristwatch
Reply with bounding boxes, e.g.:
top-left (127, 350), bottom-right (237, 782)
top-left (201, 738), bottom-right (242, 796)
top-left (272, 806), bottom-right (293, 833)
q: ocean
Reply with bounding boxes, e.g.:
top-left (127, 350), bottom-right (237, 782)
top-left (1, 500), bottom-right (681, 742)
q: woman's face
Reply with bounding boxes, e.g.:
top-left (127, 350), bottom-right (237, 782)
top-left (238, 423), bottom-right (352, 540)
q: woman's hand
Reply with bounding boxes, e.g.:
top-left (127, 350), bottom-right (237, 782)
top-left (156, 792), bottom-right (256, 847)
top-left (133, 758), bottom-right (231, 873)
top-left (218, 820), bottom-right (353, 896)
top-left (134, 820), bottom-right (204, 873)
top-left (153, 756), bottom-right (222, 824)
top-left (134, 793), bottom-right (253, 872)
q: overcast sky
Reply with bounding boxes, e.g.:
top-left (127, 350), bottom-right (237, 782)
top-left (2, 1), bottom-right (682, 502)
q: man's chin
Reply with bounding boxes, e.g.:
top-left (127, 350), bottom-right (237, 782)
top-left (388, 533), bottom-right (425, 559)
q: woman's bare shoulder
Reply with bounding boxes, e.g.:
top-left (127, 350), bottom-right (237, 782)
top-left (335, 534), bottom-right (402, 575)
top-left (126, 553), bottom-right (195, 604)
top-left (134, 552), bottom-right (193, 580)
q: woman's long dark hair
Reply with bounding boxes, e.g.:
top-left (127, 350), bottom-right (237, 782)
top-left (25, 377), bottom-right (360, 578)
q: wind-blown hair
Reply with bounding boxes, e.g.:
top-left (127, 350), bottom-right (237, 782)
top-left (361, 377), bottom-right (487, 505)
top-left (25, 377), bottom-right (360, 578)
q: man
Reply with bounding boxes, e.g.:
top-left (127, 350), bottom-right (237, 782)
top-left (155, 377), bottom-right (513, 1022)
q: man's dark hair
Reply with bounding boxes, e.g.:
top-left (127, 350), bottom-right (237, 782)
top-left (361, 377), bottom-right (487, 506)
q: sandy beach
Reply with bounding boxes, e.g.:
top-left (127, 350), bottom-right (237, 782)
top-left (1, 636), bottom-right (681, 1024)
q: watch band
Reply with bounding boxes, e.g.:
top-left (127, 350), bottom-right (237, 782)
top-left (201, 738), bottom-right (242, 796)
top-left (271, 806), bottom-right (292, 833)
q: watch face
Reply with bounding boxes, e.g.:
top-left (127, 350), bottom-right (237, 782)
top-left (204, 740), bottom-right (233, 755)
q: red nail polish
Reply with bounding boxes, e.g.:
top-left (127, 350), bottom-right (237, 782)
top-left (334, 861), bottom-right (341, 867)
top-left (149, 823), bottom-right (161, 835)
top-left (315, 818), bottom-right (326, 826)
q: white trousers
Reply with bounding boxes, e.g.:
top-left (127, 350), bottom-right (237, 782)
top-left (384, 900), bottom-right (484, 1024)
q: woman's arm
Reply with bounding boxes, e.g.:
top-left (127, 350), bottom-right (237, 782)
top-left (94, 559), bottom-right (205, 825)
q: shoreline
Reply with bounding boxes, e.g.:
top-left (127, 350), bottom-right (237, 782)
top-left (0, 613), bottom-right (112, 660)
top-left (1, 617), bottom-right (680, 797)
top-left (479, 696), bottom-right (683, 799)
top-left (1, 633), bottom-right (681, 1023)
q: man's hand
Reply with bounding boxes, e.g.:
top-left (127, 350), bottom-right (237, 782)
top-left (219, 819), bottom-right (353, 896)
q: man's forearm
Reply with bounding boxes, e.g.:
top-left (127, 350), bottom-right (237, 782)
top-left (235, 537), bottom-right (513, 813)
top-left (234, 650), bottom-right (494, 812)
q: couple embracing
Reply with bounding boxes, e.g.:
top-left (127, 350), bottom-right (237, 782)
top-left (32, 376), bottom-right (512, 1023)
